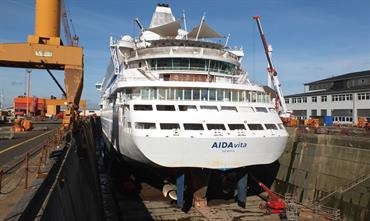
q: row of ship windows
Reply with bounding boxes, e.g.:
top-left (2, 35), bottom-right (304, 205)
top-left (118, 87), bottom-right (271, 103)
top-left (128, 104), bottom-right (276, 113)
top-left (286, 93), bottom-right (370, 103)
top-left (129, 58), bottom-right (237, 75)
top-left (128, 122), bottom-right (285, 131)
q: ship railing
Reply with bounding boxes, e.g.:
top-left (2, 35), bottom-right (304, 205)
top-left (130, 45), bottom-right (240, 61)
top-left (147, 65), bottom-right (235, 75)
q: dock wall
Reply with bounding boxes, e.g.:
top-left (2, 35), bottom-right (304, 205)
top-left (4, 119), bottom-right (105, 221)
top-left (39, 121), bottom-right (104, 221)
top-left (275, 128), bottom-right (370, 221)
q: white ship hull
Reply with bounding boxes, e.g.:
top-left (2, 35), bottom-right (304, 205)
top-left (100, 97), bottom-right (288, 169)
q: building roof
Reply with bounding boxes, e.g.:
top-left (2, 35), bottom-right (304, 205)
top-left (286, 70), bottom-right (370, 98)
top-left (286, 87), bottom-right (370, 98)
top-left (304, 70), bottom-right (370, 86)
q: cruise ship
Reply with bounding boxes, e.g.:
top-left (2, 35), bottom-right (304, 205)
top-left (97, 4), bottom-right (289, 206)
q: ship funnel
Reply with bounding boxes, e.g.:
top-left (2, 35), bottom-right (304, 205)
top-left (149, 3), bottom-right (175, 28)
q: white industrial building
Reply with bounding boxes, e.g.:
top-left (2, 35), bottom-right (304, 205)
top-left (284, 70), bottom-right (370, 124)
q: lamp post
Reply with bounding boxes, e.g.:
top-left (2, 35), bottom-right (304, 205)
top-left (26, 69), bottom-right (31, 117)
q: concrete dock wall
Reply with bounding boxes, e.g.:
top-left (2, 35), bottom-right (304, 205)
top-left (40, 121), bottom-right (104, 221)
top-left (275, 128), bottom-right (370, 221)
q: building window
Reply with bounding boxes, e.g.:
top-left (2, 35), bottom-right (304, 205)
top-left (285, 98), bottom-right (290, 104)
top-left (358, 93), bottom-right (370, 100)
top-left (321, 109), bottom-right (327, 116)
top-left (321, 96), bottom-right (327, 102)
top-left (346, 94), bottom-right (353, 101)
top-left (311, 109), bottom-right (317, 116)
top-left (303, 97), bottom-right (307, 103)
top-left (332, 94), bottom-right (352, 102)
top-left (312, 96), bottom-right (317, 102)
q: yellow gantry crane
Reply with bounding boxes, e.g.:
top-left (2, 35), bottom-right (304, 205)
top-left (0, 0), bottom-right (83, 129)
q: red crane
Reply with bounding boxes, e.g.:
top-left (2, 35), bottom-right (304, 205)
top-left (61, 0), bottom-right (79, 46)
top-left (253, 16), bottom-right (291, 120)
top-left (251, 176), bottom-right (286, 214)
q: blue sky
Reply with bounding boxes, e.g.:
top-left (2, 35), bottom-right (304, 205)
top-left (1, 0), bottom-right (369, 108)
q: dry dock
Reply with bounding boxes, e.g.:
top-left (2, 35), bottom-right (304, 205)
top-left (1, 118), bottom-right (369, 220)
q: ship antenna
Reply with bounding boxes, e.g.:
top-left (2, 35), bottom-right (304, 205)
top-left (195, 13), bottom-right (206, 41)
top-left (183, 10), bottom-right (188, 40)
top-left (224, 34), bottom-right (230, 48)
top-left (134, 17), bottom-right (145, 34)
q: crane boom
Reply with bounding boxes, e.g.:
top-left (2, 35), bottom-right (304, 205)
top-left (61, 0), bottom-right (78, 46)
top-left (253, 16), bottom-right (289, 115)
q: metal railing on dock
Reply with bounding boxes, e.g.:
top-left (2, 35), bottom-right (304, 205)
top-left (0, 128), bottom-right (63, 194)
top-left (0, 126), bottom-right (14, 140)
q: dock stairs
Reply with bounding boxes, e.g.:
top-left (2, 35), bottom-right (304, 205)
top-left (319, 173), bottom-right (370, 202)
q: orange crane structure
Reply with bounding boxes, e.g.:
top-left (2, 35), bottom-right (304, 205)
top-left (0, 0), bottom-right (83, 129)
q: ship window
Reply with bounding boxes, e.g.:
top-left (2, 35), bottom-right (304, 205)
top-left (278, 124), bottom-right (285, 130)
top-left (135, 122), bottom-right (156, 129)
top-left (248, 124), bottom-right (264, 130)
top-left (255, 107), bottom-right (268, 112)
top-left (209, 89), bottom-right (216, 101)
top-left (184, 123), bottom-right (204, 130)
top-left (167, 88), bottom-right (175, 100)
top-left (265, 124), bottom-right (278, 130)
top-left (140, 88), bottom-right (150, 99)
top-left (224, 90), bottom-right (231, 101)
top-left (179, 105), bottom-right (197, 111)
top-left (231, 90), bottom-right (238, 102)
top-left (160, 123), bottom-right (180, 130)
top-left (149, 88), bottom-right (157, 100)
top-left (200, 105), bottom-right (218, 112)
top-left (220, 106), bottom-right (237, 112)
top-left (176, 88), bottom-right (183, 100)
top-left (158, 88), bottom-right (166, 100)
top-left (228, 124), bottom-right (246, 130)
top-left (269, 108), bottom-right (276, 113)
top-left (157, 58), bottom-right (172, 70)
top-left (217, 89), bottom-right (223, 101)
top-left (193, 89), bottom-right (200, 100)
top-left (134, 105), bottom-right (153, 111)
top-left (184, 89), bottom-right (192, 100)
top-left (240, 91), bottom-right (246, 102)
top-left (200, 88), bottom-right (208, 101)
top-left (206, 124), bottom-right (226, 130)
top-left (156, 105), bottom-right (175, 111)
top-left (238, 106), bottom-right (254, 112)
